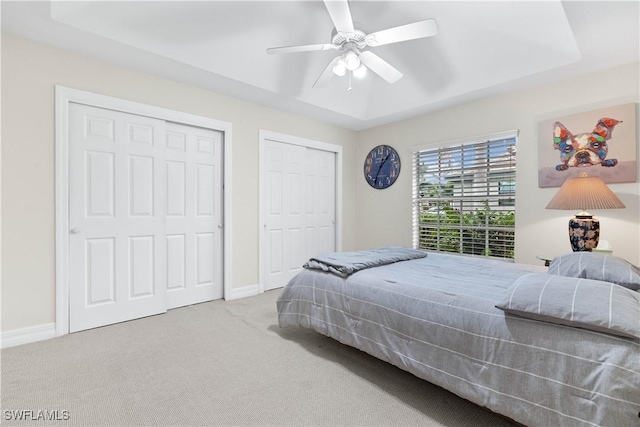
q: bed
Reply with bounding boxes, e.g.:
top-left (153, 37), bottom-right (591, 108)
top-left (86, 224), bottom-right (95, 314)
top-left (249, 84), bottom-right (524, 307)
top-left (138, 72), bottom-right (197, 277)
top-left (277, 247), bottom-right (640, 427)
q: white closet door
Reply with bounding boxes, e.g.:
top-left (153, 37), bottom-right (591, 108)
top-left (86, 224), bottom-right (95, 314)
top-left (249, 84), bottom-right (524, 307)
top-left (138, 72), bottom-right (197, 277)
top-left (165, 122), bottom-right (223, 309)
top-left (304, 148), bottom-right (336, 256)
top-left (264, 140), bottom-right (336, 291)
top-left (69, 103), bottom-right (167, 333)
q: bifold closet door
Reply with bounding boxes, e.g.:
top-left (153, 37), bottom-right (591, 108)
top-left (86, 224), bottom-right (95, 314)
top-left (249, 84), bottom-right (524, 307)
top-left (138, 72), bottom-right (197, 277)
top-left (68, 104), bottom-right (224, 333)
top-left (263, 140), bottom-right (336, 291)
top-left (68, 103), bottom-right (167, 333)
top-left (164, 122), bottom-right (223, 309)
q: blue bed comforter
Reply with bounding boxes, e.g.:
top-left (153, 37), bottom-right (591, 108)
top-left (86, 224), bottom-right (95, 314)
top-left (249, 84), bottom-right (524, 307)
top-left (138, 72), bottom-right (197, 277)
top-left (278, 250), bottom-right (640, 427)
top-left (303, 246), bottom-right (427, 277)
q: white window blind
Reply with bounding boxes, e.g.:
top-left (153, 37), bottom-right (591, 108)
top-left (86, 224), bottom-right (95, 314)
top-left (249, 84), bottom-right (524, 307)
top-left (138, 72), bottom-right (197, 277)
top-left (412, 135), bottom-right (517, 259)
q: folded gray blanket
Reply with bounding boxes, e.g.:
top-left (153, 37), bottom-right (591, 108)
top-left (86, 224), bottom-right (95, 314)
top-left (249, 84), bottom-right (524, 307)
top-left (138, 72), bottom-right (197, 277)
top-left (303, 246), bottom-right (427, 277)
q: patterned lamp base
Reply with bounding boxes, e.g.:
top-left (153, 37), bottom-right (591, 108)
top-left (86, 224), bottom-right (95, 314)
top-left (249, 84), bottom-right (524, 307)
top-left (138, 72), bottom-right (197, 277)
top-left (569, 215), bottom-right (599, 252)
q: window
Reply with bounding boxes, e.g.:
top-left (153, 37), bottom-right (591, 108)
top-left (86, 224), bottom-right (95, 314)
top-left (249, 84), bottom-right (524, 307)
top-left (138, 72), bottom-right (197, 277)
top-left (412, 133), bottom-right (517, 259)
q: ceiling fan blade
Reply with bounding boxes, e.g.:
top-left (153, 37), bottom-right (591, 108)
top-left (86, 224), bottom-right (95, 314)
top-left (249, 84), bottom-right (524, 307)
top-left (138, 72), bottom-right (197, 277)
top-left (359, 51), bottom-right (403, 83)
top-left (313, 57), bottom-right (338, 88)
top-left (267, 44), bottom-right (336, 55)
top-left (323, 0), bottom-right (354, 33)
top-left (365, 19), bottom-right (437, 47)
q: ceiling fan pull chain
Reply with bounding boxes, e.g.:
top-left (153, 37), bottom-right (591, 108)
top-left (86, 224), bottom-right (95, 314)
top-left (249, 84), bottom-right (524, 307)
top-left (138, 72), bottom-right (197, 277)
top-left (348, 70), bottom-right (353, 91)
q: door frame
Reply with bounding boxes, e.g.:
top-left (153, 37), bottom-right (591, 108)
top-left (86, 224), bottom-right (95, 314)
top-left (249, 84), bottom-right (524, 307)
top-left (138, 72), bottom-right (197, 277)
top-left (258, 130), bottom-right (343, 293)
top-left (55, 86), bottom-right (233, 337)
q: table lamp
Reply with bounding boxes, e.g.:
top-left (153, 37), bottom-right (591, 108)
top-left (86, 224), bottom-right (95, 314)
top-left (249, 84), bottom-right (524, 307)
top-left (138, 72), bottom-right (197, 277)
top-left (545, 173), bottom-right (625, 252)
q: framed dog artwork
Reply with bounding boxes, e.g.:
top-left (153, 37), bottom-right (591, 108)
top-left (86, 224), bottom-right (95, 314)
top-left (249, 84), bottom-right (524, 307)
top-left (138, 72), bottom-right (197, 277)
top-left (537, 103), bottom-right (637, 187)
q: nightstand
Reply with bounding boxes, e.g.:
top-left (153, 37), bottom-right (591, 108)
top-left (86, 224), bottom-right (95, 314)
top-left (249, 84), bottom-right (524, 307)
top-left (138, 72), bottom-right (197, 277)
top-left (592, 249), bottom-right (613, 255)
top-left (536, 255), bottom-right (554, 267)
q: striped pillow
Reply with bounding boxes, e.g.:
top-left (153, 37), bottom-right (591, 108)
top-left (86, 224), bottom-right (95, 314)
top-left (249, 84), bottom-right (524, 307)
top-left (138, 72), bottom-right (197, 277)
top-left (496, 273), bottom-right (640, 339)
top-left (548, 252), bottom-right (640, 291)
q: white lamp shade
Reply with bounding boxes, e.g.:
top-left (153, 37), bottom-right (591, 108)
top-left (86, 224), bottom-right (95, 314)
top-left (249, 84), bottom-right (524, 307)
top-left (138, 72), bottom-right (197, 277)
top-left (332, 59), bottom-right (346, 76)
top-left (344, 50), bottom-right (360, 71)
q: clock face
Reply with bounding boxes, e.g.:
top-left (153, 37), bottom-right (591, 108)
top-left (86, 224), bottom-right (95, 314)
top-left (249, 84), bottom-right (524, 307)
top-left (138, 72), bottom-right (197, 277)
top-left (364, 145), bottom-right (401, 189)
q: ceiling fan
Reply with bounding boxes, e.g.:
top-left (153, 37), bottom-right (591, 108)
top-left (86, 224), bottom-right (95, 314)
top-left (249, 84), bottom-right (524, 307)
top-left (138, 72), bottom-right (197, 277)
top-left (266, 0), bottom-right (438, 88)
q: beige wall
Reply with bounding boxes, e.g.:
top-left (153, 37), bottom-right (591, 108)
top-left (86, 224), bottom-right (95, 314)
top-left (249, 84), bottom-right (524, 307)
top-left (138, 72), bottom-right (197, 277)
top-left (0, 34), bottom-right (358, 331)
top-left (2, 33), bottom-right (639, 334)
top-left (355, 62), bottom-right (640, 266)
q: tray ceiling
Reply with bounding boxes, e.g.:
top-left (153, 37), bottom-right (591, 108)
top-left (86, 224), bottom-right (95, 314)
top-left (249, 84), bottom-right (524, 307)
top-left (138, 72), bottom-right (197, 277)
top-left (2, 1), bottom-right (638, 130)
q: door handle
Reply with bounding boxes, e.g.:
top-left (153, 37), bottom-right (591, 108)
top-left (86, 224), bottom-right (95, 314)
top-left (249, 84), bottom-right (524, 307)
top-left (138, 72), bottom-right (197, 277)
top-left (70, 228), bottom-right (80, 234)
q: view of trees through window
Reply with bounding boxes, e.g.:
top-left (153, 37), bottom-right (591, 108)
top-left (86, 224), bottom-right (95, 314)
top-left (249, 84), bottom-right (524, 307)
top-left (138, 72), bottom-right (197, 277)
top-left (412, 135), bottom-right (516, 259)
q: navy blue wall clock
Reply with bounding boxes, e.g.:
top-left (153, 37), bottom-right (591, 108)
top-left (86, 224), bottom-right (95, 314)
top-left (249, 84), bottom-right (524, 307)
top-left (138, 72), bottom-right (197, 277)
top-left (364, 145), bottom-right (401, 189)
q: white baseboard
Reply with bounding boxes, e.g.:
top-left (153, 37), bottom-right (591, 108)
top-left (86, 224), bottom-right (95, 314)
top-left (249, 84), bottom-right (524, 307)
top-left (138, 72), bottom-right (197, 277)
top-left (225, 284), bottom-right (260, 300)
top-left (1, 323), bottom-right (57, 349)
top-left (2, 286), bottom-right (264, 347)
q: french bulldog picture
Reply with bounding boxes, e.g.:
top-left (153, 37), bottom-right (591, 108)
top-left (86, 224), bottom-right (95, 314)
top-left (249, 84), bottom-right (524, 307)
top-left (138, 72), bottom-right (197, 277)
top-left (553, 118), bottom-right (622, 171)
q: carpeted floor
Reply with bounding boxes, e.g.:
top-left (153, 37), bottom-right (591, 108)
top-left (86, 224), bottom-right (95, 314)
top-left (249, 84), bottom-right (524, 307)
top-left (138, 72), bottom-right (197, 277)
top-left (1, 290), bottom-right (515, 426)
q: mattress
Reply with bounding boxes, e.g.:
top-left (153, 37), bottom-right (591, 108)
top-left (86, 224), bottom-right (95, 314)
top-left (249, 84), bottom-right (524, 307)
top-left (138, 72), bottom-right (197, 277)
top-left (277, 251), bottom-right (640, 427)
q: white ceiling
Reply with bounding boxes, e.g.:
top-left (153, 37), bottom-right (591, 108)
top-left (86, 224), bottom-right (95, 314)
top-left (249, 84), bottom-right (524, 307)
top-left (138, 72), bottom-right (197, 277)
top-left (2, 1), bottom-right (639, 130)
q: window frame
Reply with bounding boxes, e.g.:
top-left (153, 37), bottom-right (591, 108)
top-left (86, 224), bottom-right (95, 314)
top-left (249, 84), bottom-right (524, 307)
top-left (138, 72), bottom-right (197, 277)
top-left (411, 130), bottom-right (518, 260)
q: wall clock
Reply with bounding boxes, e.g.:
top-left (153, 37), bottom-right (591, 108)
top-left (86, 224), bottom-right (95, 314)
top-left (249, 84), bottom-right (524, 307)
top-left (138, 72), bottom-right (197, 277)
top-left (364, 145), bottom-right (401, 189)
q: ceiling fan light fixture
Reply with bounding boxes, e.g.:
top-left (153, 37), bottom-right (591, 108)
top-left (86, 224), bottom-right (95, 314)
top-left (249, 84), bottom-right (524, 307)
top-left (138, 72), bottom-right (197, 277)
top-left (332, 58), bottom-right (347, 76)
top-left (353, 64), bottom-right (367, 78)
top-left (344, 49), bottom-right (360, 71)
